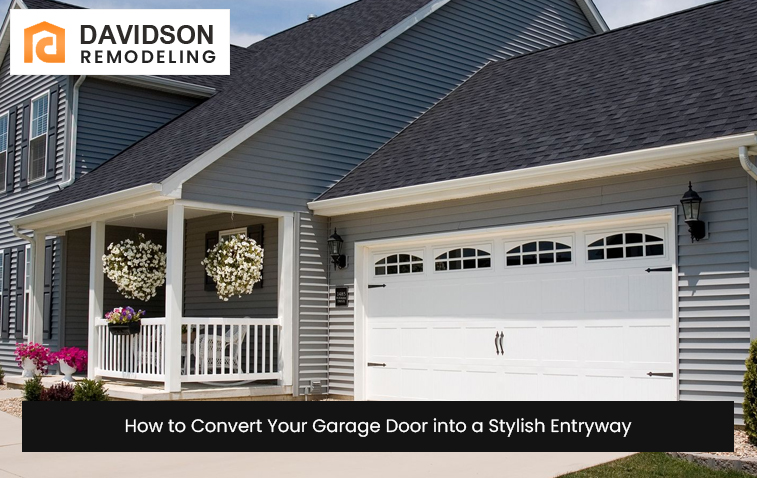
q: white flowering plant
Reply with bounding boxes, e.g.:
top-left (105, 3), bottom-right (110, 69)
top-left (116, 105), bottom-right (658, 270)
top-left (202, 234), bottom-right (264, 301)
top-left (102, 234), bottom-right (167, 302)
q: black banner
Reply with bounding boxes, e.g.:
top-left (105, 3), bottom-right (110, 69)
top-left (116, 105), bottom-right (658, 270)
top-left (22, 401), bottom-right (733, 452)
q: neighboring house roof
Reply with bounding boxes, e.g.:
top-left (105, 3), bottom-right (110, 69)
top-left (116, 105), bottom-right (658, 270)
top-left (316, 0), bottom-right (756, 202)
top-left (21, 0), bottom-right (81, 8)
top-left (24, 0), bottom-right (439, 215)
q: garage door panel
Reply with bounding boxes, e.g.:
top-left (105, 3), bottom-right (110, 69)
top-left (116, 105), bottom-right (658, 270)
top-left (364, 215), bottom-right (676, 402)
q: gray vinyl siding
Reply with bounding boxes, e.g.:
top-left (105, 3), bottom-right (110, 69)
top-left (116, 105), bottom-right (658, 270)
top-left (183, 214), bottom-right (278, 319)
top-left (0, 50), bottom-right (68, 373)
top-left (63, 228), bottom-right (89, 350)
top-left (297, 213), bottom-right (330, 394)
top-left (180, 0), bottom-right (594, 394)
top-left (75, 78), bottom-right (199, 177)
top-left (181, 0), bottom-right (595, 212)
top-left (328, 160), bottom-right (750, 423)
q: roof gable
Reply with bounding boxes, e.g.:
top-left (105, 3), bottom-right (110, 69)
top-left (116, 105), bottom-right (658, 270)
top-left (317, 0), bottom-right (757, 202)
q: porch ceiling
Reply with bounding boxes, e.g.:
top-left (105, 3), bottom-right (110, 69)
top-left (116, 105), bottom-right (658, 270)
top-left (107, 208), bottom-right (236, 230)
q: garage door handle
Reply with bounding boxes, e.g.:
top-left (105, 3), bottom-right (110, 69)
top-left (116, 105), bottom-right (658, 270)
top-left (647, 372), bottom-right (673, 377)
top-left (495, 332), bottom-right (502, 355)
top-left (499, 332), bottom-right (504, 356)
top-left (368, 362), bottom-right (386, 368)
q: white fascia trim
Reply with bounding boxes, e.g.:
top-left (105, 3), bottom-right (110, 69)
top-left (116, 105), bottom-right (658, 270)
top-left (91, 75), bottom-right (216, 98)
top-left (11, 183), bottom-right (164, 230)
top-left (309, 133), bottom-right (757, 217)
top-left (0, 0), bottom-right (27, 65)
top-left (159, 0), bottom-right (451, 195)
top-left (575, 0), bottom-right (609, 33)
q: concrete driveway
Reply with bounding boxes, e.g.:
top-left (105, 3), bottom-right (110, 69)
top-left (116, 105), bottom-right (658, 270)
top-left (0, 411), bottom-right (632, 478)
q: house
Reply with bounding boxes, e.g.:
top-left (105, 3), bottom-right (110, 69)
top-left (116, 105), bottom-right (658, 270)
top-left (0, 0), bottom-right (230, 372)
top-left (5, 0), bottom-right (605, 397)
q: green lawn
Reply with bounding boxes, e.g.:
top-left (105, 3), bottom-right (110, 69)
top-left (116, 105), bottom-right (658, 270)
top-left (560, 453), bottom-right (753, 478)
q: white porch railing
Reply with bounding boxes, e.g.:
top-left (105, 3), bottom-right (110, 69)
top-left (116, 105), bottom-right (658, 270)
top-left (181, 318), bottom-right (282, 383)
top-left (94, 318), bottom-right (166, 381)
top-left (93, 317), bottom-right (282, 384)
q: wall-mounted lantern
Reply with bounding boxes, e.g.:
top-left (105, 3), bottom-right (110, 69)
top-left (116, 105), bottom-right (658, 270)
top-left (328, 229), bottom-right (347, 270)
top-left (681, 182), bottom-right (706, 242)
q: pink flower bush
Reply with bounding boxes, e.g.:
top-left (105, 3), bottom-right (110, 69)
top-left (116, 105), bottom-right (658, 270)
top-left (52, 347), bottom-right (88, 372)
top-left (14, 342), bottom-right (53, 374)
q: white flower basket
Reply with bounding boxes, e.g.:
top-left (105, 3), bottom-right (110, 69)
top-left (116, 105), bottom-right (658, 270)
top-left (202, 234), bottom-right (264, 301)
top-left (103, 233), bottom-right (166, 302)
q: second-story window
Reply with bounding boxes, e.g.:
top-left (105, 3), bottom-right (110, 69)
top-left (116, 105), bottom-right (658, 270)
top-left (29, 93), bottom-right (49, 183)
top-left (0, 113), bottom-right (8, 191)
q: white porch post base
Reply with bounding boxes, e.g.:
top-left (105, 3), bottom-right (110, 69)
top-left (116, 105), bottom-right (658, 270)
top-left (164, 204), bottom-right (184, 392)
top-left (87, 222), bottom-right (105, 380)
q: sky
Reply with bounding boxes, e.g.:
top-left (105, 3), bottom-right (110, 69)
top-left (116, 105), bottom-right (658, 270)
top-left (2, 0), bottom-right (717, 47)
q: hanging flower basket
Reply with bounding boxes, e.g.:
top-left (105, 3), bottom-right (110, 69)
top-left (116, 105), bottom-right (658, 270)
top-left (201, 233), bottom-right (264, 301)
top-left (103, 233), bottom-right (166, 302)
top-left (105, 307), bottom-right (145, 336)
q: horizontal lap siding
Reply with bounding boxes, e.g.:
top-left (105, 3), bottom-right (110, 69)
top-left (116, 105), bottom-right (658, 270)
top-left (63, 228), bottom-right (89, 350)
top-left (180, 0), bottom-right (594, 395)
top-left (183, 214), bottom-right (278, 319)
top-left (76, 79), bottom-right (199, 177)
top-left (0, 51), bottom-right (67, 373)
top-left (329, 161), bottom-right (750, 421)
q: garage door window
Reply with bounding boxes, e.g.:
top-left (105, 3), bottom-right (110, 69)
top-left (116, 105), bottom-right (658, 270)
top-left (375, 253), bottom-right (423, 276)
top-left (587, 231), bottom-right (665, 261)
top-left (435, 246), bottom-right (491, 271)
top-left (506, 241), bottom-right (572, 267)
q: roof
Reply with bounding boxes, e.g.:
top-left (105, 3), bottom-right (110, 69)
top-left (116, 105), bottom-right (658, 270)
top-left (317, 0), bottom-right (757, 201)
top-left (24, 0), bottom-right (435, 215)
top-left (21, 0), bottom-right (82, 9)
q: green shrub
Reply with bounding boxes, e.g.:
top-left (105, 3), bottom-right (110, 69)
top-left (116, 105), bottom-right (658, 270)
top-left (41, 382), bottom-right (74, 401)
top-left (0, 364), bottom-right (4, 385)
top-left (73, 379), bottom-right (109, 401)
top-left (745, 339), bottom-right (757, 443)
top-left (22, 375), bottom-right (44, 401)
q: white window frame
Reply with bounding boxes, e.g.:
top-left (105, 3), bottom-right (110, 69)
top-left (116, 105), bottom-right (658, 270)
top-left (219, 227), bottom-right (247, 242)
top-left (504, 236), bottom-right (574, 268)
top-left (373, 251), bottom-right (424, 277)
top-left (585, 227), bottom-right (666, 263)
top-left (28, 91), bottom-right (49, 184)
top-left (22, 245), bottom-right (30, 339)
top-left (433, 243), bottom-right (493, 273)
top-left (0, 112), bottom-right (9, 194)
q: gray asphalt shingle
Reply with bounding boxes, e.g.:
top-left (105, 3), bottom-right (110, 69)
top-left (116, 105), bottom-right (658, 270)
top-left (24, 0), bottom-right (432, 215)
top-left (317, 0), bottom-right (757, 201)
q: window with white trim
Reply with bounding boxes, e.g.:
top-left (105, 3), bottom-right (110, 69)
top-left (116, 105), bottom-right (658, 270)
top-left (0, 113), bottom-right (8, 192)
top-left (587, 230), bottom-right (665, 261)
top-left (435, 245), bottom-right (492, 271)
top-left (23, 245), bottom-right (30, 338)
top-left (219, 227), bottom-right (247, 242)
top-left (29, 93), bottom-right (49, 183)
top-left (506, 240), bottom-right (572, 267)
top-left (374, 253), bottom-right (423, 276)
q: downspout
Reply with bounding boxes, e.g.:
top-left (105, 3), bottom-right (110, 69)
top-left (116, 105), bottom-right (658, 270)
top-left (740, 146), bottom-right (757, 181)
top-left (58, 75), bottom-right (86, 190)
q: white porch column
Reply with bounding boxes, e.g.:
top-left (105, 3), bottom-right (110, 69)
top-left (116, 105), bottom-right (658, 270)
top-left (164, 203), bottom-right (184, 393)
top-left (278, 215), bottom-right (294, 387)
top-left (29, 232), bottom-right (45, 345)
top-left (87, 222), bottom-right (105, 380)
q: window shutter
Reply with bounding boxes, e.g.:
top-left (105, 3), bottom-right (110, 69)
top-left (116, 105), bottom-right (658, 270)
top-left (46, 87), bottom-right (58, 180)
top-left (0, 250), bottom-right (9, 338)
top-left (204, 231), bottom-right (219, 292)
top-left (18, 99), bottom-right (30, 189)
top-left (247, 225), bottom-right (264, 288)
top-left (43, 239), bottom-right (53, 339)
top-left (6, 107), bottom-right (16, 192)
top-left (13, 247), bottom-right (25, 339)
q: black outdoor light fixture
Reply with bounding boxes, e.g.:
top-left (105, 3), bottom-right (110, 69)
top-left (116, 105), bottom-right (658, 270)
top-left (681, 182), bottom-right (706, 242)
top-left (328, 229), bottom-right (347, 270)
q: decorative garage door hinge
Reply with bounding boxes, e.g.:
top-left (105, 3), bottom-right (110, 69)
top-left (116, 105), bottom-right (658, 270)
top-left (368, 284), bottom-right (387, 289)
top-left (647, 372), bottom-right (674, 377)
top-left (368, 362), bottom-right (386, 367)
top-left (645, 267), bottom-right (673, 273)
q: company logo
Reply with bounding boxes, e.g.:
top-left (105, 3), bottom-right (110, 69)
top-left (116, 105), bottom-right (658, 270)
top-left (24, 21), bottom-right (65, 63)
top-left (11, 10), bottom-right (230, 76)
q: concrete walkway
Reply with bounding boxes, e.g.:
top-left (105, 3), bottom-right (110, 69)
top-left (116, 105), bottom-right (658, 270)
top-left (0, 411), bottom-right (632, 478)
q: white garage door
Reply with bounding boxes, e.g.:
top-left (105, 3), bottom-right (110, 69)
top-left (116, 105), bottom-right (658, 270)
top-left (361, 213), bottom-right (677, 401)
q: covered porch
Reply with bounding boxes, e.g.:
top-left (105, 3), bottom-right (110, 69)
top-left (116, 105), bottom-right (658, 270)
top-left (15, 195), bottom-right (294, 393)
